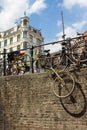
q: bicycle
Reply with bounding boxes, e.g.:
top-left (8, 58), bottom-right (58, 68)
top-left (51, 35), bottom-right (87, 98)
top-left (44, 34), bottom-right (87, 98)
top-left (6, 51), bottom-right (30, 75)
top-left (39, 49), bottom-right (75, 98)
top-left (70, 31), bottom-right (87, 65)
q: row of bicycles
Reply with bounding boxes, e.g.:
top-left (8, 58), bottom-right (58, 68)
top-left (0, 51), bottom-right (30, 76)
top-left (36, 31), bottom-right (87, 99)
top-left (0, 31), bottom-right (87, 99)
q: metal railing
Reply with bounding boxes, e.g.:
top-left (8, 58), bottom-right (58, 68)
top-left (0, 34), bottom-right (87, 76)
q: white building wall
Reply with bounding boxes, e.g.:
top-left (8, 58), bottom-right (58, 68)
top-left (0, 15), bottom-right (44, 59)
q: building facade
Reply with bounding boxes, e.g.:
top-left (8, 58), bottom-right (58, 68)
top-left (0, 14), bottom-right (44, 56)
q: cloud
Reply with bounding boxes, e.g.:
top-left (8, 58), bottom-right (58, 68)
top-left (57, 20), bottom-right (62, 27)
top-left (62, 0), bottom-right (87, 9)
top-left (48, 20), bottom-right (87, 53)
top-left (27, 0), bottom-right (47, 15)
top-left (44, 26), bottom-right (76, 53)
top-left (56, 26), bottom-right (76, 41)
top-left (56, 20), bottom-right (87, 39)
top-left (0, 0), bottom-right (47, 31)
top-left (72, 20), bottom-right (87, 30)
top-left (44, 44), bottom-right (61, 53)
top-left (0, 0), bottom-right (28, 30)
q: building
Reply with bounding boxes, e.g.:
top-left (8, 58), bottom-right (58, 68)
top-left (0, 14), bottom-right (44, 57)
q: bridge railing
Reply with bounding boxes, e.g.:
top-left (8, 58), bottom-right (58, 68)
top-left (0, 34), bottom-right (87, 76)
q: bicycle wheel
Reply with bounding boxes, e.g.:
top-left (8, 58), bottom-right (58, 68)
top-left (71, 40), bottom-right (87, 64)
top-left (53, 72), bottom-right (75, 98)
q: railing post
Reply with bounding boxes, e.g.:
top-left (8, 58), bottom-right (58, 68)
top-left (30, 46), bottom-right (34, 73)
top-left (3, 49), bottom-right (6, 76)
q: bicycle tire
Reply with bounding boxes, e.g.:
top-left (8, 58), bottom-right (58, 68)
top-left (53, 72), bottom-right (75, 98)
top-left (71, 40), bottom-right (87, 64)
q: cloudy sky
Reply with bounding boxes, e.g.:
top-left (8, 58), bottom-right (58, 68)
top-left (0, 0), bottom-right (87, 52)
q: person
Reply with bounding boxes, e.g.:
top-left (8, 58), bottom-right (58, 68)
top-left (34, 47), bottom-right (42, 72)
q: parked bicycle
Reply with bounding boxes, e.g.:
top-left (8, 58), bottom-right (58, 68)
top-left (6, 51), bottom-right (30, 75)
top-left (38, 34), bottom-right (87, 98)
top-left (38, 48), bottom-right (75, 98)
top-left (70, 31), bottom-right (87, 65)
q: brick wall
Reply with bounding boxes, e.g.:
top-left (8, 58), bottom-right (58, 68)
top-left (0, 68), bottom-right (87, 130)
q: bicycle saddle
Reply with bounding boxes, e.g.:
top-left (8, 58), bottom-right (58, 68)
top-left (44, 49), bottom-right (50, 53)
top-left (61, 41), bottom-right (66, 45)
top-left (77, 32), bottom-right (83, 36)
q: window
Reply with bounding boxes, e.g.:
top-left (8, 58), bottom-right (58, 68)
top-left (29, 35), bottom-right (33, 42)
top-left (23, 42), bottom-right (27, 49)
top-left (23, 31), bottom-right (27, 38)
top-left (0, 42), bottom-right (1, 48)
top-left (17, 34), bottom-right (20, 42)
top-left (37, 38), bottom-right (41, 45)
top-left (4, 33), bottom-right (6, 37)
top-left (17, 25), bottom-right (20, 30)
top-left (4, 40), bottom-right (7, 46)
top-left (23, 19), bottom-right (27, 26)
top-left (10, 37), bottom-right (13, 44)
top-left (33, 29), bottom-right (37, 33)
top-left (17, 45), bottom-right (20, 51)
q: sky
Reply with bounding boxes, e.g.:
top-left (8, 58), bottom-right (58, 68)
top-left (0, 0), bottom-right (87, 52)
